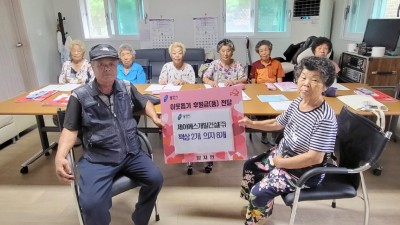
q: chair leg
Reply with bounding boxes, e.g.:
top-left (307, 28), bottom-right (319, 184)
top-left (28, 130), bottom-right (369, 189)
top-left (360, 172), bottom-right (370, 225)
top-left (289, 187), bottom-right (302, 225)
top-left (154, 200), bottom-right (160, 221)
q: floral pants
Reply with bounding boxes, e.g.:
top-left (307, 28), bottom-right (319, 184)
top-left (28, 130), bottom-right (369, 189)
top-left (240, 149), bottom-right (298, 225)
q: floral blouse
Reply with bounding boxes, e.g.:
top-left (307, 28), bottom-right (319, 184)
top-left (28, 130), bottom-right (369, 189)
top-left (58, 59), bottom-right (94, 84)
top-left (158, 62), bottom-right (195, 84)
top-left (202, 59), bottom-right (246, 82)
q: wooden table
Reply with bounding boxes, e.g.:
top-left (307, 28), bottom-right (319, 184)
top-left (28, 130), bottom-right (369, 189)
top-left (0, 91), bottom-right (67, 173)
top-left (134, 83), bottom-right (400, 116)
top-left (1, 83), bottom-right (398, 173)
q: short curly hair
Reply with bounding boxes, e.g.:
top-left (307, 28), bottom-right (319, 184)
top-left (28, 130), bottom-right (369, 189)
top-left (255, 40), bottom-right (273, 53)
top-left (217, 39), bottom-right (235, 52)
top-left (118, 43), bottom-right (136, 57)
top-left (168, 42), bottom-right (186, 55)
top-left (294, 56), bottom-right (336, 87)
top-left (311, 37), bottom-right (332, 54)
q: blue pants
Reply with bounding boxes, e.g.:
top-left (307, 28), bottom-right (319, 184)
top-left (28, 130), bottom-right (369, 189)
top-left (78, 150), bottom-right (163, 225)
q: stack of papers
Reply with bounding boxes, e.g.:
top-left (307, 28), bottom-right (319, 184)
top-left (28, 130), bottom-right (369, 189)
top-left (273, 82), bottom-right (297, 91)
top-left (354, 88), bottom-right (397, 102)
top-left (15, 90), bottom-right (57, 102)
top-left (43, 93), bottom-right (71, 106)
top-left (145, 84), bottom-right (182, 94)
top-left (337, 95), bottom-right (388, 111)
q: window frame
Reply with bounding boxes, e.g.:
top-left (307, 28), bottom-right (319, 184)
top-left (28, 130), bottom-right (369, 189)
top-left (341, 0), bottom-right (399, 41)
top-left (223, 0), bottom-right (292, 38)
top-left (79, 0), bottom-right (143, 40)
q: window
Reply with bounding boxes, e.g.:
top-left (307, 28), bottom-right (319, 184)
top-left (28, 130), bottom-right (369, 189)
top-left (224, 0), bottom-right (290, 37)
top-left (342, 0), bottom-right (400, 40)
top-left (80, 0), bottom-right (144, 39)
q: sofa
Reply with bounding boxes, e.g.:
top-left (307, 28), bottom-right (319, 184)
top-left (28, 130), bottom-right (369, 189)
top-left (135, 48), bottom-right (205, 83)
top-left (0, 115), bottom-right (36, 145)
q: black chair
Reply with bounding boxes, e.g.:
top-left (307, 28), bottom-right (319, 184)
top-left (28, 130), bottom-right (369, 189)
top-left (56, 110), bottom-right (160, 225)
top-left (281, 107), bottom-right (392, 225)
top-left (135, 58), bottom-right (152, 83)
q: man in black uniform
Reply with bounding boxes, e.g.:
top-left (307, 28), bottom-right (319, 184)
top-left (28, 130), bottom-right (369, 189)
top-left (55, 44), bottom-right (164, 225)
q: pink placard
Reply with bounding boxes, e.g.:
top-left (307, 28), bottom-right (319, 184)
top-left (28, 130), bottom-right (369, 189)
top-left (160, 86), bottom-right (247, 164)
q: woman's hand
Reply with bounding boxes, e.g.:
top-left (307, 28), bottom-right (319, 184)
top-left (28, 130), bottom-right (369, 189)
top-left (224, 80), bottom-right (235, 86)
top-left (238, 116), bottom-right (253, 127)
top-left (209, 80), bottom-right (218, 87)
top-left (173, 79), bottom-right (184, 86)
top-left (272, 154), bottom-right (284, 168)
top-left (159, 80), bottom-right (168, 85)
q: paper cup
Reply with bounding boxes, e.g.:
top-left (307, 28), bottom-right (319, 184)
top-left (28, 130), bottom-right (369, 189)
top-left (371, 47), bottom-right (385, 57)
top-left (347, 43), bottom-right (357, 53)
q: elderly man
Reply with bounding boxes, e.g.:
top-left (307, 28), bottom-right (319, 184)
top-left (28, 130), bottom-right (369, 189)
top-left (55, 44), bottom-right (164, 225)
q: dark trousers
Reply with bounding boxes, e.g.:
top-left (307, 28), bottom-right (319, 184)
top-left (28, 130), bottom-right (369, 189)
top-left (78, 150), bottom-right (163, 225)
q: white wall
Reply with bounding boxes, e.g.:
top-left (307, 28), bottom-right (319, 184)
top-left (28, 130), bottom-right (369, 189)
top-left (15, 0), bottom-right (400, 136)
top-left (20, 0), bottom-right (60, 86)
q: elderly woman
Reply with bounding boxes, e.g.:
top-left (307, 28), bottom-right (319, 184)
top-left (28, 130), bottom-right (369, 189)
top-left (251, 40), bottom-right (285, 145)
top-left (203, 39), bottom-right (247, 87)
top-left (238, 56), bottom-right (338, 225)
top-left (117, 43), bottom-right (146, 84)
top-left (311, 37), bottom-right (340, 74)
top-left (159, 42), bottom-right (195, 85)
top-left (250, 40), bottom-right (285, 84)
top-left (58, 40), bottom-right (94, 84)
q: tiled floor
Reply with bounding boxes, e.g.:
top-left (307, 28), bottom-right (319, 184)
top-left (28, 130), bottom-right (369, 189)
top-left (0, 117), bottom-right (399, 225)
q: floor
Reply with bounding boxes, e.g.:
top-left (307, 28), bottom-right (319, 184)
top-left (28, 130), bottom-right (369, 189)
top-left (0, 116), bottom-right (399, 225)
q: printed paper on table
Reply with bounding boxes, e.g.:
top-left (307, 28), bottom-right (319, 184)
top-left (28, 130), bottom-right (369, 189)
top-left (160, 86), bottom-right (247, 164)
top-left (273, 82), bottom-right (297, 91)
top-left (43, 93), bottom-right (71, 106)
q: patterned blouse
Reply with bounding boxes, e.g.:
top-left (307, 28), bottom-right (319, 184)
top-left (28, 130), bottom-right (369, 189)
top-left (202, 59), bottom-right (246, 82)
top-left (58, 59), bottom-right (94, 84)
top-left (158, 62), bottom-right (195, 84)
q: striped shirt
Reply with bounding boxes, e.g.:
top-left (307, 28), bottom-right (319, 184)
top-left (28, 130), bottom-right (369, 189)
top-left (276, 97), bottom-right (337, 156)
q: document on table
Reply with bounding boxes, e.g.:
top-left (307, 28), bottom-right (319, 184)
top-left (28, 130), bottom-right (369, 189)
top-left (204, 83), bottom-right (250, 100)
top-left (273, 82), bottom-right (297, 91)
top-left (268, 101), bottom-right (292, 111)
top-left (257, 94), bottom-right (289, 102)
top-left (37, 84), bottom-right (82, 92)
top-left (331, 83), bottom-right (349, 91)
top-left (145, 84), bottom-right (182, 94)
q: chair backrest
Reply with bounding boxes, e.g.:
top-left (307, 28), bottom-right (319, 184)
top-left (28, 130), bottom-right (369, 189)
top-left (335, 107), bottom-right (391, 190)
top-left (135, 58), bottom-right (152, 83)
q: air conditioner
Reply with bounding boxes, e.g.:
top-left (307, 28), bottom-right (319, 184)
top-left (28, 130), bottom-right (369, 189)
top-left (291, 0), bottom-right (334, 43)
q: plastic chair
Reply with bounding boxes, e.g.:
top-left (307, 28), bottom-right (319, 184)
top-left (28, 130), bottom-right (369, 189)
top-left (281, 107), bottom-right (392, 225)
top-left (56, 110), bottom-right (160, 225)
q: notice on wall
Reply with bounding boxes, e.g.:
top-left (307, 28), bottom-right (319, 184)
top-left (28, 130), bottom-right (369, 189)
top-left (149, 18), bottom-right (174, 48)
top-left (160, 86), bottom-right (247, 164)
top-left (193, 17), bottom-right (218, 51)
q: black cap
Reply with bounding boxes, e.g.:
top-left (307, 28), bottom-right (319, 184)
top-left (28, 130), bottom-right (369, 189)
top-left (89, 44), bottom-right (119, 61)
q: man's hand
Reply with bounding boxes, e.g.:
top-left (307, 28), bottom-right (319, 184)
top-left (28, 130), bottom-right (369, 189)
top-left (55, 157), bottom-right (74, 184)
top-left (152, 116), bottom-right (166, 129)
